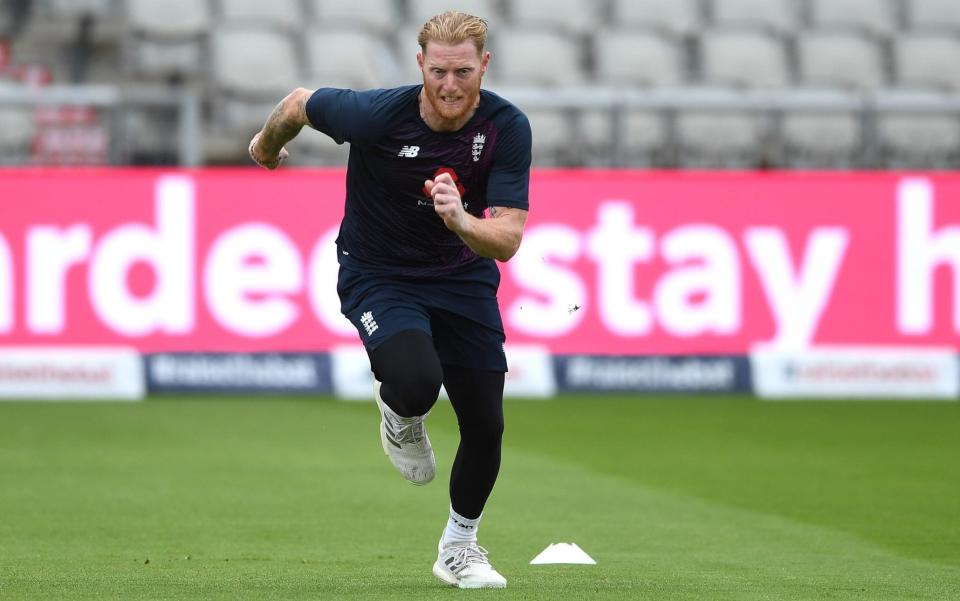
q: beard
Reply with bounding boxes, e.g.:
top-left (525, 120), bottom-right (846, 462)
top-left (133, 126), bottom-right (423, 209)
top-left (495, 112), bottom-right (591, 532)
top-left (423, 79), bottom-right (481, 122)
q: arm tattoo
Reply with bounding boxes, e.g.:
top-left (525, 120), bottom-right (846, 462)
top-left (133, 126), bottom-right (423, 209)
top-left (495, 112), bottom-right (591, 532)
top-left (259, 94), bottom-right (305, 154)
top-left (260, 93), bottom-right (309, 156)
top-left (489, 207), bottom-right (499, 217)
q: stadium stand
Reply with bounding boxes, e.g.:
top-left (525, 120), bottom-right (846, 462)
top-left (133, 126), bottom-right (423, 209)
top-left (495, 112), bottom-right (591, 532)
top-left (0, 0), bottom-right (959, 168)
top-left (593, 30), bottom-right (686, 88)
top-left (218, 0), bottom-right (304, 33)
top-left (807, 0), bottom-right (898, 38)
top-left (907, 0), bottom-right (960, 33)
top-left (490, 29), bottom-right (586, 87)
top-left (126, 0), bottom-right (209, 81)
top-left (709, 0), bottom-right (800, 37)
top-left (504, 0), bottom-right (603, 37)
top-left (698, 29), bottom-right (790, 88)
top-left (796, 30), bottom-right (887, 90)
top-left (406, 0), bottom-right (501, 28)
top-left (609, 0), bottom-right (702, 38)
top-left (306, 0), bottom-right (400, 34)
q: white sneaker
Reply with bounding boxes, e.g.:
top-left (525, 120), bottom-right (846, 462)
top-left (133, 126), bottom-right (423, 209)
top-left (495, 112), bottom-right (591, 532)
top-left (374, 380), bottom-right (435, 485)
top-left (432, 540), bottom-right (507, 589)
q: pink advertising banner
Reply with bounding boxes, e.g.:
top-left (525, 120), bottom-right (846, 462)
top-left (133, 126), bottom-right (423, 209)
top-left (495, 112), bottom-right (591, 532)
top-left (1, 169), bottom-right (958, 354)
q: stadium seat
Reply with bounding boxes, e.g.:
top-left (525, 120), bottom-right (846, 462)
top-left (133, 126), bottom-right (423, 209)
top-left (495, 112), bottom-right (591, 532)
top-left (878, 115), bottom-right (960, 168)
top-left (893, 33), bottom-right (960, 91)
top-left (796, 31), bottom-right (886, 90)
top-left (673, 88), bottom-right (767, 167)
top-left (709, 0), bottom-right (800, 36)
top-left (217, 0), bottom-right (304, 32)
top-left (523, 107), bottom-right (579, 165)
top-left (609, 0), bottom-right (702, 37)
top-left (486, 30), bottom-right (585, 87)
top-left (781, 90), bottom-right (864, 167)
top-left (504, 0), bottom-right (603, 36)
top-left (677, 111), bottom-right (766, 167)
top-left (579, 109), bottom-right (669, 167)
top-left (699, 30), bottom-right (790, 88)
top-left (210, 27), bottom-right (301, 132)
top-left (304, 29), bottom-right (399, 89)
top-left (307, 0), bottom-right (400, 33)
top-left (125, 0), bottom-right (210, 79)
top-left (593, 30), bottom-right (686, 88)
top-left (907, 0), bottom-right (960, 33)
top-left (211, 27), bottom-right (300, 98)
top-left (807, 0), bottom-right (898, 38)
top-left (126, 0), bottom-right (210, 38)
top-left (406, 0), bottom-right (501, 28)
top-left (782, 113), bottom-right (863, 168)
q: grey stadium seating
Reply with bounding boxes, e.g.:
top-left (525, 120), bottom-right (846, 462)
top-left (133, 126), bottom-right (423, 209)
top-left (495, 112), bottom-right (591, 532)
top-left (307, 0), bottom-right (400, 34)
top-left (780, 90), bottom-right (864, 168)
top-left (593, 30), bottom-right (686, 88)
top-left (698, 30), bottom-right (790, 88)
top-left (406, 0), bottom-right (501, 28)
top-left (609, 0), bottom-right (702, 37)
top-left (125, 0), bottom-right (210, 80)
top-left (807, 0), bottom-right (898, 38)
top-left (486, 29), bottom-right (586, 87)
top-left (1, 0), bottom-right (959, 168)
top-left (303, 29), bottom-right (399, 90)
top-left (907, 0), bottom-right (960, 33)
top-left (218, 0), bottom-right (304, 33)
top-left (709, 0), bottom-right (800, 36)
top-left (893, 33), bottom-right (960, 91)
top-left (796, 30), bottom-right (887, 90)
top-left (504, 0), bottom-right (603, 37)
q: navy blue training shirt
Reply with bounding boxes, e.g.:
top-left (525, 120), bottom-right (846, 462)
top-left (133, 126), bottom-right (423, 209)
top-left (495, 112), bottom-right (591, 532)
top-left (305, 85), bottom-right (532, 278)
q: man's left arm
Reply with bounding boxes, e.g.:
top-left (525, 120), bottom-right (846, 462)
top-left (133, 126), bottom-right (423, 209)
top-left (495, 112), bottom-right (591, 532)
top-left (426, 173), bottom-right (527, 262)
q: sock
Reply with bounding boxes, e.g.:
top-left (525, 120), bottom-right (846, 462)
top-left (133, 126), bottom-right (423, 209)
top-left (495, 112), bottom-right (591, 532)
top-left (442, 505), bottom-right (481, 547)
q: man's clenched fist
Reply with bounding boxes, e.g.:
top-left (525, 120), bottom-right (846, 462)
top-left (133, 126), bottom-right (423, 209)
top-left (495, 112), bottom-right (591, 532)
top-left (248, 131), bottom-right (289, 169)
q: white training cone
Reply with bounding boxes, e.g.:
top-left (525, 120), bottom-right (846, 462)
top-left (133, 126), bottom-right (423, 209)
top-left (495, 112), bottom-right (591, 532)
top-left (529, 543), bottom-right (596, 565)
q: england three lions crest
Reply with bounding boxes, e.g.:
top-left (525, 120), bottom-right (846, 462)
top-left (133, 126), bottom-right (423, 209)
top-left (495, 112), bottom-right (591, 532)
top-left (472, 133), bottom-right (486, 162)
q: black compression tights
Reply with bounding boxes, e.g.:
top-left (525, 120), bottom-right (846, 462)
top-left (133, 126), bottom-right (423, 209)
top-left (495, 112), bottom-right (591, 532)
top-left (369, 329), bottom-right (505, 519)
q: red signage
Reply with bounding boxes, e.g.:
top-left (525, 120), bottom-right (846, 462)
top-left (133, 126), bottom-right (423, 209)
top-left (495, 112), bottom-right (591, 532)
top-left (1, 169), bottom-right (959, 354)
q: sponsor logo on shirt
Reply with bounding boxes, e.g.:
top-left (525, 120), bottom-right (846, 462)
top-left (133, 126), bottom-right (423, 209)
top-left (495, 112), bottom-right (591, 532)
top-left (398, 145), bottom-right (420, 158)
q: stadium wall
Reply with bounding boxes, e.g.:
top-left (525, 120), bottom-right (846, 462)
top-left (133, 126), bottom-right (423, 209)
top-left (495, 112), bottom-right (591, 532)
top-left (1, 169), bottom-right (958, 399)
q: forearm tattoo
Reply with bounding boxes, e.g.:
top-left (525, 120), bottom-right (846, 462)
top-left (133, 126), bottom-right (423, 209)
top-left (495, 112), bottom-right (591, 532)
top-left (260, 96), bottom-right (305, 153)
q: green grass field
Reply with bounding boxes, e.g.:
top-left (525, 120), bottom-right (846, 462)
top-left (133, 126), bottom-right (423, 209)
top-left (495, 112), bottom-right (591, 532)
top-left (1, 394), bottom-right (958, 600)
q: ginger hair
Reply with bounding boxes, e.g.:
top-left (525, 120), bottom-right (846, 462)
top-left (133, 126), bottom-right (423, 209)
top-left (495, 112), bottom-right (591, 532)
top-left (417, 10), bottom-right (488, 55)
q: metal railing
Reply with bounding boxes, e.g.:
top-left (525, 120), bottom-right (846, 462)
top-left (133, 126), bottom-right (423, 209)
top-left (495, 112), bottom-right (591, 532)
top-left (3, 83), bottom-right (960, 168)
top-left (0, 83), bottom-right (202, 166)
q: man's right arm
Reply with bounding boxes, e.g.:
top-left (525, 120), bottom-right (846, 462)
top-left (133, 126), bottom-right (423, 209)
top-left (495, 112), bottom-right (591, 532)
top-left (249, 87), bottom-right (314, 169)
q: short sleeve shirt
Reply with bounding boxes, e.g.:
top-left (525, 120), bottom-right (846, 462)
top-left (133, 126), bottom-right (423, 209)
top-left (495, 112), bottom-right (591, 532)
top-left (305, 85), bottom-right (532, 278)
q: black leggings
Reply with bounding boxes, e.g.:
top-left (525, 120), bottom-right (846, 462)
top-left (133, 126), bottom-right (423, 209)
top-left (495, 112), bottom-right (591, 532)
top-left (369, 329), bottom-right (505, 519)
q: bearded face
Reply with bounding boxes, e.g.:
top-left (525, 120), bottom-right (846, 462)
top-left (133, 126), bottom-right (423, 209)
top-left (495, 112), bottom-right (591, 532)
top-left (419, 41), bottom-right (489, 125)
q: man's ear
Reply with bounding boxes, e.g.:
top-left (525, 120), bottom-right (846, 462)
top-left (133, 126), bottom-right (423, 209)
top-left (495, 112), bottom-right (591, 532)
top-left (481, 51), bottom-right (491, 74)
top-left (417, 51), bottom-right (425, 70)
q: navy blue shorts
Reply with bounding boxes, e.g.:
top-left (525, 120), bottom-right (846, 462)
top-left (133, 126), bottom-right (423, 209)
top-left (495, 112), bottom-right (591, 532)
top-left (337, 259), bottom-right (507, 372)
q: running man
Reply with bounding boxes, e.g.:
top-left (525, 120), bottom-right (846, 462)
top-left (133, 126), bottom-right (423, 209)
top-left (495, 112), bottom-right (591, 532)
top-left (248, 11), bottom-right (531, 589)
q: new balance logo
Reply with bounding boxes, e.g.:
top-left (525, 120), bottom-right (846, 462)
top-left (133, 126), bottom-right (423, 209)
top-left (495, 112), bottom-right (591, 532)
top-left (398, 145), bottom-right (420, 158)
top-left (360, 311), bottom-right (379, 336)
